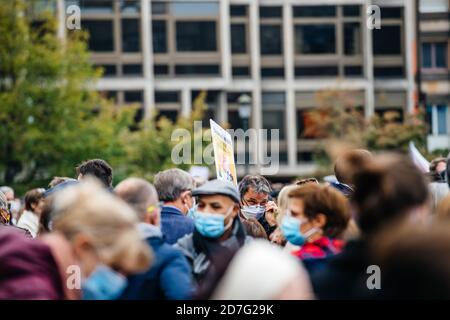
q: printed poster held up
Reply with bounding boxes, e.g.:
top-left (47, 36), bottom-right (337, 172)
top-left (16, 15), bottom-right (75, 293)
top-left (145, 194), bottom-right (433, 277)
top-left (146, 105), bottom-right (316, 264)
top-left (210, 119), bottom-right (238, 186)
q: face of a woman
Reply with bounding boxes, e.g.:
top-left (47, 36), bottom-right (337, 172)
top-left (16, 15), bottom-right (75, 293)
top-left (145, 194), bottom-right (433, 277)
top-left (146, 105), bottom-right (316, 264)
top-left (288, 198), bottom-right (326, 237)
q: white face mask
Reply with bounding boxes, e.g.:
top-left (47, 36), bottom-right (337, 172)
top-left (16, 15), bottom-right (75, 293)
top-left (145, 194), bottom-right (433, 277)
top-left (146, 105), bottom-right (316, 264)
top-left (241, 205), bottom-right (265, 220)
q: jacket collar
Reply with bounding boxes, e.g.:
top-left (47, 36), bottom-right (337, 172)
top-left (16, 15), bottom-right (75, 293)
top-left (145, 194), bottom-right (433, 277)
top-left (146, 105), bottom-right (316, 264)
top-left (137, 223), bottom-right (162, 240)
top-left (161, 205), bottom-right (185, 216)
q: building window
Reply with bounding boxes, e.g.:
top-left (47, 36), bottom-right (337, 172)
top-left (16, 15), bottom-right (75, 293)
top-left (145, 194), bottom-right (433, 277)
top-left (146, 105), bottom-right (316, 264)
top-left (122, 64), bottom-right (142, 76)
top-left (124, 90), bottom-right (143, 103)
top-left (428, 104), bottom-right (449, 135)
top-left (176, 21), bottom-right (217, 52)
top-left (231, 24), bottom-right (247, 54)
top-left (155, 91), bottom-right (179, 103)
top-left (120, 0), bottom-right (140, 13)
top-left (232, 67), bottom-right (250, 77)
top-left (260, 25), bottom-right (283, 55)
top-left (82, 20), bottom-right (114, 52)
top-left (419, 0), bottom-right (449, 13)
top-left (68, 0), bottom-right (114, 14)
top-left (122, 19), bottom-right (140, 52)
top-left (172, 2), bottom-right (219, 17)
top-left (260, 6), bottom-right (282, 18)
top-left (344, 23), bottom-right (361, 55)
top-left (175, 65), bottom-right (220, 76)
top-left (262, 92), bottom-right (286, 140)
top-left (373, 26), bottom-right (402, 55)
top-left (96, 64), bottom-right (116, 77)
top-left (231, 5), bottom-right (247, 17)
top-left (293, 6), bottom-right (336, 17)
top-left (152, 20), bottom-right (167, 53)
top-left (422, 42), bottom-right (448, 69)
top-left (437, 105), bottom-right (448, 134)
top-left (293, 5), bottom-right (363, 78)
top-left (295, 25), bottom-right (336, 54)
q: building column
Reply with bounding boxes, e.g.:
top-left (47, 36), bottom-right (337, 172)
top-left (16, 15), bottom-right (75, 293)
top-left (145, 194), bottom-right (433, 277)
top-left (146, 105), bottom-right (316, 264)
top-left (57, 0), bottom-right (66, 41)
top-left (142, 0), bottom-right (155, 119)
top-left (405, 0), bottom-right (417, 113)
top-left (220, 0), bottom-right (232, 84)
top-left (250, 0), bottom-right (261, 170)
top-left (218, 91), bottom-right (228, 125)
top-left (363, 2), bottom-right (375, 118)
top-left (283, 3), bottom-right (296, 168)
top-left (181, 88), bottom-right (192, 117)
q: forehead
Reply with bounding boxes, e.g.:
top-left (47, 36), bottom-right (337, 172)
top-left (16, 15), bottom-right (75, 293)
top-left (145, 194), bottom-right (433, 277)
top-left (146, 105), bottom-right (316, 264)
top-left (243, 187), bottom-right (269, 201)
top-left (288, 197), bottom-right (304, 210)
top-left (199, 194), bottom-right (235, 205)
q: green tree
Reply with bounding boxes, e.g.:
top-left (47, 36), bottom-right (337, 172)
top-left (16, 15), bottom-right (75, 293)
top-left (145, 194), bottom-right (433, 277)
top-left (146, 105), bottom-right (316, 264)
top-left (0, 0), bottom-right (208, 189)
top-left (0, 0), bottom-right (135, 184)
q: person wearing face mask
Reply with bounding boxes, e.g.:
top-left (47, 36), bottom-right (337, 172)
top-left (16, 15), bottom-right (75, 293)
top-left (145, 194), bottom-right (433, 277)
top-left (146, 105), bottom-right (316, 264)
top-left (115, 178), bottom-right (193, 300)
top-left (281, 184), bottom-right (350, 275)
top-left (0, 179), bottom-right (152, 300)
top-left (175, 179), bottom-right (252, 285)
top-left (154, 169), bottom-right (196, 245)
top-left (312, 153), bottom-right (431, 299)
top-left (238, 175), bottom-right (279, 237)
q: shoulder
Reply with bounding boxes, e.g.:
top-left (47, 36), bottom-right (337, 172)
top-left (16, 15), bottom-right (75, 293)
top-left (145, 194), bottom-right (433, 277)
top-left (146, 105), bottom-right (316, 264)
top-left (173, 233), bottom-right (195, 259)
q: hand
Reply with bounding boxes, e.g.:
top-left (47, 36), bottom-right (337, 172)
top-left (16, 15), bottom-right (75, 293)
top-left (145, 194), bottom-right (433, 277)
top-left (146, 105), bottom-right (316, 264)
top-left (265, 201), bottom-right (278, 226)
top-left (270, 227), bottom-right (286, 246)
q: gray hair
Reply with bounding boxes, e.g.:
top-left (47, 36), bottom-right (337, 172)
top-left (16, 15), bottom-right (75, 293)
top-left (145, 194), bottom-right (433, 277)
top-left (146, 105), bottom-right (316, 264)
top-left (0, 191), bottom-right (7, 210)
top-left (238, 175), bottom-right (272, 198)
top-left (115, 178), bottom-right (159, 222)
top-left (0, 186), bottom-right (14, 198)
top-left (154, 168), bottom-right (195, 202)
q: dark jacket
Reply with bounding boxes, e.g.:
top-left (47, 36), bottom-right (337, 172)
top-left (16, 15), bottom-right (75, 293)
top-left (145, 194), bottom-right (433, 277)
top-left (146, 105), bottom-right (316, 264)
top-left (0, 227), bottom-right (65, 299)
top-left (120, 224), bottom-right (193, 300)
top-left (174, 218), bottom-right (251, 285)
top-left (160, 205), bottom-right (194, 245)
top-left (311, 239), bottom-right (379, 299)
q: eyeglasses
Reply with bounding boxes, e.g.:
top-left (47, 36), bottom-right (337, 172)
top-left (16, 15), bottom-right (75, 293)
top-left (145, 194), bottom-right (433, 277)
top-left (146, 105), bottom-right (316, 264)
top-left (296, 178), bottom-right (319, 186)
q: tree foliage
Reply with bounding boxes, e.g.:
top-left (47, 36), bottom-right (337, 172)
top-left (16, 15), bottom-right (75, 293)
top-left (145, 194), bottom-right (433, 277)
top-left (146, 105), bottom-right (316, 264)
top-left (0, 0), bottom-right (206, 188)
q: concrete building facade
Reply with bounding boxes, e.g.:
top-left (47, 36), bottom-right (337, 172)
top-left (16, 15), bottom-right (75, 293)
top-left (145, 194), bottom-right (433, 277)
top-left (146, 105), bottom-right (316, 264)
top-left (54, 0), bottom-right (420, 178)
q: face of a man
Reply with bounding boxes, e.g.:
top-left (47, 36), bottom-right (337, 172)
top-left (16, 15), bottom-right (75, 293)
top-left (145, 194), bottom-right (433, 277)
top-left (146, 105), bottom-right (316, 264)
top-left (197, 194), bottom-right (238, 226)
top-left (241, 187), bottom-right (269, 207)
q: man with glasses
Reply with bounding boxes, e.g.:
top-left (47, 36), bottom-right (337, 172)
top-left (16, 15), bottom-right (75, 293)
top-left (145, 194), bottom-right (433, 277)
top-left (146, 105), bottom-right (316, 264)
top-left (238, 175), bottom-right (279, 237)
top-left (154, 168), bottom-right (196, 245)
top-left (115, 177), bottom-right (193, 300)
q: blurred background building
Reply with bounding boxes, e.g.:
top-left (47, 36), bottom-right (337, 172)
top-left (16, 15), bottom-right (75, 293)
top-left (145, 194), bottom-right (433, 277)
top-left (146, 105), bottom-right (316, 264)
top-left (46, 0), bottom-right (449, 178)
top-left (419, 0), bottom-right (450, 151)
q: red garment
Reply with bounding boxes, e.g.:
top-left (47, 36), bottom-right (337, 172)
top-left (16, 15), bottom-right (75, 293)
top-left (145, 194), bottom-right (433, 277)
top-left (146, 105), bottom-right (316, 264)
top-left (0, 227), bottom-right (65, 299)
top-left (292, 236), bottom-right (345, 260)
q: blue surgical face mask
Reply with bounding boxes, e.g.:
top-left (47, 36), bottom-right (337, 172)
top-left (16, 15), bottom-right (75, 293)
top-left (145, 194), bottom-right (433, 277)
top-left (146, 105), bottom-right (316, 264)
top-left (82, 265), bottom-right (127, 300)
top-left (194, 206), bottom-right (234, 239)
top-left (241, 205), bottom-right (265, 220)
top-left (187, 199), bottom-right (197, 219)
top-left (281, 214), bottom-right (318, 246)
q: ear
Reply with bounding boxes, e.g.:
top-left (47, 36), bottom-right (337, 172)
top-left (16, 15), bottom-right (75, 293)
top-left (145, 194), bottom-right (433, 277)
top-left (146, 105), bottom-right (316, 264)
top-left (72, 233), bottom-right (94, 258)
top-left (312, 213), bottom-right (327, 229)
top-left (232, 203), bottom-right (240, 218)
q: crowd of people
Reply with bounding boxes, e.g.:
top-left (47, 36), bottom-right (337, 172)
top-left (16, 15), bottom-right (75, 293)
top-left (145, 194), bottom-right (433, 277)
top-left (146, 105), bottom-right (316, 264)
top-left (1, 150), bottom-right (450, 300)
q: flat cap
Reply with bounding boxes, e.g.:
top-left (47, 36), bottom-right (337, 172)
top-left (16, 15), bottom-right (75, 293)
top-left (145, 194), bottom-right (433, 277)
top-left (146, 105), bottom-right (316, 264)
top-left (192, 179), bottom-right (240, 203)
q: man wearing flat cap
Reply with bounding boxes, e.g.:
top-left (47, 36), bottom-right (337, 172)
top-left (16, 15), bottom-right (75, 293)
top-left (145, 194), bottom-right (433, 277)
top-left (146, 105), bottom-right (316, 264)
top-left (175, 179), bottom-right (251, 285)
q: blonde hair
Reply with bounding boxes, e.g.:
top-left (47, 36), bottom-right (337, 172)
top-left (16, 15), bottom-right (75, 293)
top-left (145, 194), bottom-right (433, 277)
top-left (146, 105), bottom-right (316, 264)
top-left (276, 184), bottom-right (299, 224)
top-left (51, 179), bottom-right (152, 274)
